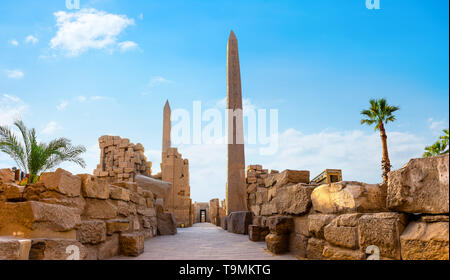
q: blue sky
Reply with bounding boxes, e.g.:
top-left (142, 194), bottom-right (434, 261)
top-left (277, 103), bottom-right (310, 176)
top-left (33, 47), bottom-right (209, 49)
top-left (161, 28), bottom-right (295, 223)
top-left (0, 0), bottom-right (448, 202)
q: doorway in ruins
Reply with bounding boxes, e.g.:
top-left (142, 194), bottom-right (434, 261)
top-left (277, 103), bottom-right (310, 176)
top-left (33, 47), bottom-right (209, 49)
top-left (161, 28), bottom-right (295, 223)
top-left (200, 210), bottom-right (207, 223)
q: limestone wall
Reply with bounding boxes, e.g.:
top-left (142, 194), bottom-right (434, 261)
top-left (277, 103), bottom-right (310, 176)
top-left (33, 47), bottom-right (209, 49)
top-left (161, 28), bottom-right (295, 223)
top-left (93, 136), bottom-right (152, 183)
top-left (245, 154), bottom-right (449, 260)
top-left (193, 202), bottom-right (210, 223)
top-left (0, 167), bottom-right (164, 260)
top-left (161, 148), bottom-right (192, 227)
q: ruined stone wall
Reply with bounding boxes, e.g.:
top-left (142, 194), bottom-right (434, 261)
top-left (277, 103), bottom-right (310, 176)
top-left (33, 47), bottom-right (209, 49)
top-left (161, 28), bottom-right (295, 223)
top-left (0, 167), bottom-right (161, 260)
top-left (193, 202), bottom-right (210, 224)
top-left (161, 148), bottom-right (192, 227)
top-left (209, 199), bottom-right (220, 226)
top-left (245, 155), bottom-right (449, 260)
top-left (93, 136), bottom-right (152, 183)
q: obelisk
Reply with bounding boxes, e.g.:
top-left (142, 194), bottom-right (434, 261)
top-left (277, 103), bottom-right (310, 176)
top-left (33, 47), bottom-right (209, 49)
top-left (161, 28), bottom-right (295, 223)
top-left (226, 30), bottom-right (247, 215)
top-left (162, 100), bottom-right (171, 156)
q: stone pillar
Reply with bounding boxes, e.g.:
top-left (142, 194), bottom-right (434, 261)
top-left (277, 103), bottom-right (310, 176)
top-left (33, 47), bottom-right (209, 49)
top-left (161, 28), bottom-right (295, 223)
top-left (226, 30), bottom-right (247, 215)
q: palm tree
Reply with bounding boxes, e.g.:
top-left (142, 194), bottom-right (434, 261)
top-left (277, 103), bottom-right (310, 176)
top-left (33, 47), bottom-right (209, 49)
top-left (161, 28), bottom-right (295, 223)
top-left (0, 120), bottom-right (86, 183)
top-left (361, 98), bottom-right (400, 183)
top-left (423, 129), bottom-right (449, 157)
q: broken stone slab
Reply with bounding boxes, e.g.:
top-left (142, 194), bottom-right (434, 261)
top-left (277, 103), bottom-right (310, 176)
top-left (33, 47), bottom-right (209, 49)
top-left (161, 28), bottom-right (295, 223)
top-left (265, 170), bottom-right (310, 188)
top-left (29, 239), bottom-right (87, 260)
top-left (358, 212), bottom-right (407, 260)
top-left (248, 225), bottom-right (269, 242)
top-left (387, 154), bottom-right (449, 214)
top-left (135, 175), bottom-right (171, 202)
top-left (77, 220), bottom-right (107, 245)
top-left (265, 233), bottom-right (289, 254)
top-left (267, 216), bottom-right (294, 235)
top-left (273, 184), bottom-right (316, 215)
top-left (39, 168), bottom-right (81, 197)
top-left (0, 201), bottom-right (81, 239)
top-left (0, 236), bottom-right (31, 260)
top-left (78, 174), bottom-right (110, 200)
top-left (311, 181), bottom-right (387, 214)
top-left (156, 207), bottom-right (177, 235)
top-left (227, 211), bottom-right (254, 235)
top-left (400, 221), bottom-right (449, 260)
top-left (119, 232), bottom-right (144, 257)
top-left (322, 245), bottom-right (366, 260)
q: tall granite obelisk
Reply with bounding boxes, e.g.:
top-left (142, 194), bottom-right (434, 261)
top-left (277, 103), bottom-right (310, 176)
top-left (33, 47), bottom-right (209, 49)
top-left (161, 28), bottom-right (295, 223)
top-left (226, 30), bottom-right (247, 215)
top-left (162, 100), bottom-right (171, 156)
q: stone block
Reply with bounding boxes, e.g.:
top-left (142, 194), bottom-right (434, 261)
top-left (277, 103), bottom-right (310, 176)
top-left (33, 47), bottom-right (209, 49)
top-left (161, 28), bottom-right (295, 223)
top-left (82, 199), bottom-right (118, 219)
top-left (77, 220), bottom-right (106, 245)
top-left (265, 233), bottom-right (289, 254)
top-left (0, 201), bottom-right (80, 239)
top-left (322, 245), bottom-right (366, 260)
top-left (358, 212), bottom-right (407, 260)
top-left (387, 154), bottom-right (449, 214)
top-left (293, 216), bottom-right (310, 237)
top-left (273, 184), bottom-right (316, 215)
top-left (221, 216), bottom-right (228, 230)
top-left (311, 181), bottom-right (387, 214)
top-left (119, 232), bottom-right (144, 257)
top-left (289, 233), bottom-right (308, 258)
top-left (306, 237), bottom-right (326, 260)
top-left (267, 216), bottom-right (294, 235)
top-left (78, 174), bottom-right (109, 199)
top-left (4, 183), bottom-right (25, 202)
top-left (308, 214), bottom-right (336, 239)
top-left (227, 211), bottom-right (253, 235)
top-left (157, 212), bottom-right (177, 235)
top-left (0, 168), bottom-right (14, 184)
top-left (248, 225), bottom-right (269, 242)
top-left (109, 185), bottom-right (130, 201)
top-left (324, 219), bottom-right (359, 249)
top-left (400, 221), bottom-right (449, 260)
top-left (0, 236), bottom-right (31, 260)
top-left (39, 168), bottom-right (81, 197)
top-left (265, 170), bottom-right (310, 188)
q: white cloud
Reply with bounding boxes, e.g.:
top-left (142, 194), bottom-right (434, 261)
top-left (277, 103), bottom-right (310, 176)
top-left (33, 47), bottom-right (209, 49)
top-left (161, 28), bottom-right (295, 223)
top-left (149, 76), bottom-right (172, 87)
top-left (118, 41), bottom-right (139, 52)
top-left (10, 39), bottom-right (19, 46)
top-left (0, 94), bottom-right (27, 126)
top-left (42, 121), bottom-right (62, 134)
top-left (56, 101), bottom-right (69, 111)
top-left (5, 69), bottom-right (24, 79)
top-left (50, 8), bottom-right (135, 56)
top-left (25, 35), bottom-right (39, 44)
top-left (427, 118), bottom-right (448, 135)
top-left (76, 96), bottom-right (87, 102)
top-left (138, 13), bottom-right (144, 20)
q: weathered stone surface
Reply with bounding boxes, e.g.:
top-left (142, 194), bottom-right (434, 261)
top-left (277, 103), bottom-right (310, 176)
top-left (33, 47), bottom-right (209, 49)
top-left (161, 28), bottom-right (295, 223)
top-left (29, 239), bottom-right (87, 260)
top-left (387, 154), bottom-right (449, 214)
top-left (267, 216), bottom-right (294, 235)
top-left (4, 183), bottom-right (25, 201)
top-left (358, 213), bottom-right (407, 260)
top-left (0, 201), bottom-right (80, 239)
top-left (311, 181), bottom-right (387, 214)
top-left (105, 219), bottom-right (130, 235)
top-left (273, 184), bottom-right (316, 215)
top-left (306, 237), bottom-right (327, 260)
top-left (85, 234), bottom-right (119, 260)
top-left (322, 245), bottom-right (365, 260)
top-left (248, 225), bottom-right (269, 242)
top-left (221, 216), bottom-right (228, 230)
top-left (324, 219), bottom-right (358, 249)
top-left (82, 198), bottom-right (117, 219)
top-left (157, 206), bottom-right (177, 235)
top-left (265, 233), bottom-right (289, 254)
top-left (260, 201), bottom-right (277, 216)
top-left (77, 220), bottom-right (106, 245)
top-left (293, 216), bottom-right (310, 237)
top-left (112, 200), bottom-right (136, 217)
top-left (78, 174), bottom-right (109, 199)
top-left (400, 221), bottom-right (449, 260)
top-left (119, 232), bottom-right (144, 257)
top-left (39, 169), bottom-right (81, 197)
top-left (265, 170), bottom-right (310, 188)
top-left (289, 233), bottom-right (308, 258)
top-left (0, 236), bottom-right (31, 260)
top-left (228, 211), bottom-right (253, 234)
top-left (135, 175), bottom-right (171, 202)
top-left (0, 168), bottom-right (14, 184)
top-left (130, 192), bottom-right (146, 206)
top-left (308, 214), bottom-right (336, 239)
top-left (419, 215), bottom-right (449, 223)
top-left (109, 185), bottom-right (130, 201)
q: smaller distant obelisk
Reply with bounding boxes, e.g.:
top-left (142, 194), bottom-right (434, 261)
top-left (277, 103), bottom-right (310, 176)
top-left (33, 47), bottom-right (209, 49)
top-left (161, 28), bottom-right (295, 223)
top-left (162, 100), bottom-right (171, 156)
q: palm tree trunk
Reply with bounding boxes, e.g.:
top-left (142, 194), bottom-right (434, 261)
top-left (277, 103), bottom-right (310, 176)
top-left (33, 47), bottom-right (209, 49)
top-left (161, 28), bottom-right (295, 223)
top-left (379, 121), bottom-right (391, 183)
